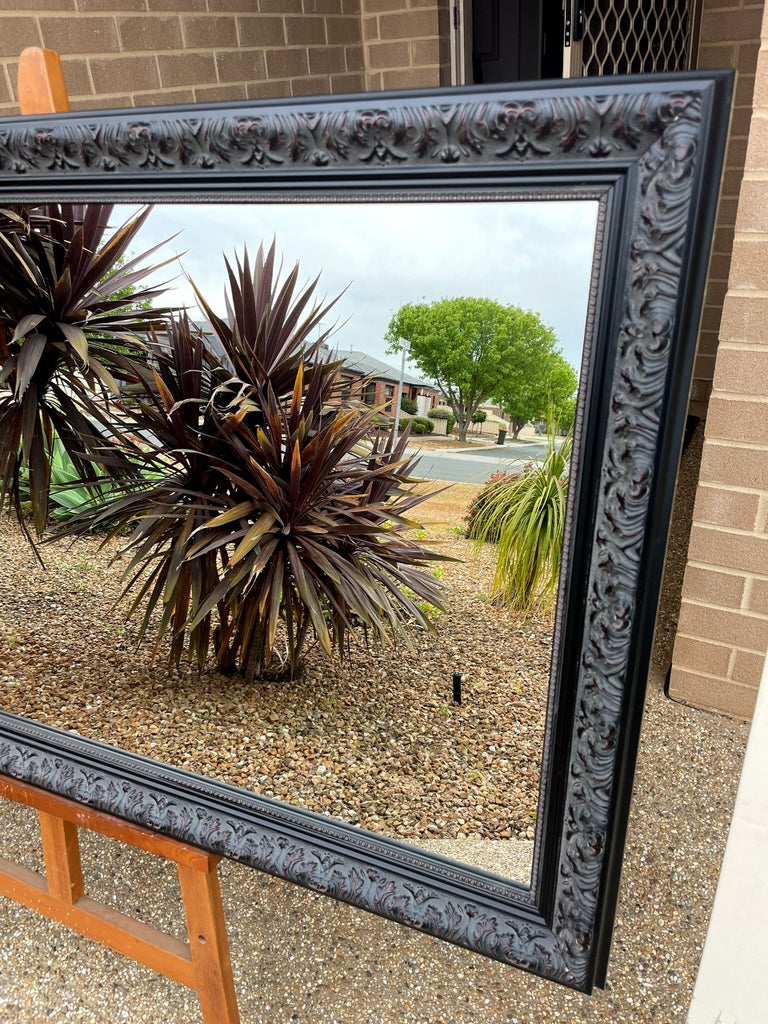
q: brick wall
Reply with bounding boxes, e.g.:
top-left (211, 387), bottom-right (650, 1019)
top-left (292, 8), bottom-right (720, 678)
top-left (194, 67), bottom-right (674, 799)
top-left (0, 1), bottom-right (366, 116)
top-left (669, 0), bottom-right (768, 718)
top-left (360, 0), bottom-right (448, 92)
top-left (689, 0), bottom-right (763, 416)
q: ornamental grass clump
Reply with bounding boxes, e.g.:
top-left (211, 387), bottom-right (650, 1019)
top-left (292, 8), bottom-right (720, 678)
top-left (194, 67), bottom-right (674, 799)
top-left (0, 203), bottom-right (174, 537)
top-left (470, 433), bottom-right (571, 614)
top-left (59, 242), bottom-right (444, 683)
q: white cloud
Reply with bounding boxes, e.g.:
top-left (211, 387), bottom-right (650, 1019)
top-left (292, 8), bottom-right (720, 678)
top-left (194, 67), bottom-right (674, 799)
top-left (127, 198), bottom-right (599, 376)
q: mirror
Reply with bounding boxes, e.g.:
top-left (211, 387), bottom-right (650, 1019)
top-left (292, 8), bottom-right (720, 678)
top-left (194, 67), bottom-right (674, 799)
top-left (0, 196), bottom-right (599, 889)
top-left (0, 73), bottom-right (732, 993)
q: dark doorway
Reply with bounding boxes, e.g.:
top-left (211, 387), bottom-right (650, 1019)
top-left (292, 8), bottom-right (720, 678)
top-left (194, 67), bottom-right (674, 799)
top-left (471, 0), bottom-right (564, 83)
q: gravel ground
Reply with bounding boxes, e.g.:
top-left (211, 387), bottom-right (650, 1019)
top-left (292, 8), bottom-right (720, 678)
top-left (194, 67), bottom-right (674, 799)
top-left (0, 478), bottom-right (751, 1023)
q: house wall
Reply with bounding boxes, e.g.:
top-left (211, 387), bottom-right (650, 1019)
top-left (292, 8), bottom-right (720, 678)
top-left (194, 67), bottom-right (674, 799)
top-left (0, 0), bottom-right (449, 116)
top-left (668, 0), bottom-right (768, 718)
top-left (0, 1), bottom-right (367, 115)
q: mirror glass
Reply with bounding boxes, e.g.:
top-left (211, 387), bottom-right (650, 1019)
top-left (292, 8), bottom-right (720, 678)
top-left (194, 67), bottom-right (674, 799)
top-left (1, 196), bottom-right (599, 886)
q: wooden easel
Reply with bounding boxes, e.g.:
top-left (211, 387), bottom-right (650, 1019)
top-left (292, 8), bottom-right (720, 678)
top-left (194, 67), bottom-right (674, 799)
top-left (3, 49), bottom-right (241, 1024)
top-left (0, 775), bottom-right (239, 1023)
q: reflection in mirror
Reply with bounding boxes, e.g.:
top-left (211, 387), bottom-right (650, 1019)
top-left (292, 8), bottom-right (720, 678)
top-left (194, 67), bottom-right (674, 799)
top-left (0, 198), bottom-right (599, 887)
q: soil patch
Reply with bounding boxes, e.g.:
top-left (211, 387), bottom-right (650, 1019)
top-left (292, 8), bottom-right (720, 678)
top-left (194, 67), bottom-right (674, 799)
top-left (0, 483), bottom-right (551, 854)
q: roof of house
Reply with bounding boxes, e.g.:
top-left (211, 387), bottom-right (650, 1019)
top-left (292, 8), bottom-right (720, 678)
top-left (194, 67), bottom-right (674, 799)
top-left (334, 349), bottom-right (435, 389)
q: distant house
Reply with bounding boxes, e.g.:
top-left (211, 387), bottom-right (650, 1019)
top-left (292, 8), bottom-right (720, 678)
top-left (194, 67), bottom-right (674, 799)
top-left (335, 350), bottom-right (440, 416)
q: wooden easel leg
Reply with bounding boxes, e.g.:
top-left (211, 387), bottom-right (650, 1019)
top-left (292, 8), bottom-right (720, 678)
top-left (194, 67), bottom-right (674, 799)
top-left (38, 811), bottom-right (84, 904)
top-left (177, 858), bottom-right (240, 1024)
top-left (17, 46), bottom-right (71, 115)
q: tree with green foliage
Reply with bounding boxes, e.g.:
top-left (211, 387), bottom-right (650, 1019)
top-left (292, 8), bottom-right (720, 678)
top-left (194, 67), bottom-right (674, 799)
top-left (496, 347), bottom-right (578, 440)
top-left (385, 297), bottom-right (561, 441)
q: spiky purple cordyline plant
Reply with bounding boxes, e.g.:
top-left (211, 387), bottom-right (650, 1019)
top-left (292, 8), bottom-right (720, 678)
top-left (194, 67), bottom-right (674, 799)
top-left (58, 243), bottom-right (444, 683)
top-left (0, 203), bottom-right (175, 538)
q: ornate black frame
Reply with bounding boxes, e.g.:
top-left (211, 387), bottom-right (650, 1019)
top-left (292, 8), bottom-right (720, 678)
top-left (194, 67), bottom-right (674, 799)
top-left (0, 71), bottom-right (732, 994)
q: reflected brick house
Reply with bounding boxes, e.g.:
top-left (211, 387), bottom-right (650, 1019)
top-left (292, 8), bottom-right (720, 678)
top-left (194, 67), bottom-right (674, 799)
top-left (1, 0), bottom-right (767, 719)
top-left (336, 350), bottom-right (439, 414)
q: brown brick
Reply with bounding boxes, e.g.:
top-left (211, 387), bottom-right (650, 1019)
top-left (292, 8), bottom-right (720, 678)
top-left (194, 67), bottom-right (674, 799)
top-left (367, 40), bottom-right (410, 68)
top-left (412, 37), bottom-right (440, 65)
top-left (726, 134), bottom-right (749, 172)
top-left (744, 115), bottom-right (768, 170)
top-left (182, 15), bottom-right (237, 49)
top-left (706, 396), bottom-right (768, 445)
top-left (146, 0), bottom-right (206, 8)
top-left (730, 106), bottom-right (754, 140)
top-left (367, 0), bottom-right (410, 8)
top-left (667, 666), bottom-right (757, 719)
top-left (0, 18), bottom-right (43, 58)
top-left (193, 83), bottom-right (247, 103)
top-left (731, 647), bottom-right (766, 685)
top-left (381, 66), bottom-right (439, 88)
top-left (678, 597), bottom-right (768, 649)
top-left (345, 44), bottom-right (364, 70)
top-left (700, 8), bottom-right (763, 44)
top-left (712, 346), bottom-right (768, 395)
top-left (237, 16), bottom-right (286, 47)
top-left (720, 293), bottom-right (768, 344)
top-left (735, 71), bottom-right (757, 108)
top-left (699, 302), bottom-right (726, 335)
top-left (704, 277), bottom-right (728, 309)
top-left (12, 0), bottom-right (73, 7)
top-left (215, 50), bottom-right (268, 84)
top-left (735, 42), bottom-right (760, 76)
top-left (138, 86), bottom-right (195, 105)
top-left (379, 10), bottom-right (438, 39)
top-left (0, 68), bottom-right (10, 105)
top-left (259, 0), bottom-right (302, 11)
top-left (720, 169), bottom-right (745, 199)
top-left (341, 0), bottom-right (362, 12)
top-left (265, 47), bottom-right (309, 78)
top-left (285, 16), bottom-right (327, 44)
top-left (693, 352), bottom-right (717, 382)
top-left (696, 42), bottom-right (736, 68)
top-left (712, 224), bottom-right (737, 256)
top-left (330, 70), bottom-right (364, 93)
top-left (303, 0), bottom-right (345, 12)
top-left (700, 439), bottom-right (768, 490)
top-left (76, 0), bottom-right (143, 10)
top-left (90, 55), bottom-right (159, 95)
top-left (687, 525), bottom-right (768, 576)
top-left (326, 15), bottom-right (364, 44)
top-left (693, 483), bottom-right (760, 530)
top-left (39, 16), bottom-right (118, 55)
top-left (308, 46), bottom-right (347, 75)
top-left (747, 576), bottom-right (768, 614)
top-left (60, 57), bottom-right (93, 98)
top-left (158, 52), bottom-right (216, 89)
top-left (672, 633), bottom-right (734, 675)
top-left (119, 16), bottom-right (183, 52)
top-left (291, 75), bottom-right (331, 96)
top-left (246, 79), bottom-right (292, 100)
top-left (707, 252), bottom-right (733, 283)
top-left (70, 94), bottom-right (132, 110)
top-left (683, 564), bottom-right (746, 608)
top-left (366, 69), bottom-right (383, 90)
top-left (207, 0), bottom-right (261, 9)
top-left (696, 329), bottom-right (720, 358)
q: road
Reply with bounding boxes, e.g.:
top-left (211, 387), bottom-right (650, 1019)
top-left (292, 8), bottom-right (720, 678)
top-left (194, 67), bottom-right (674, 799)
top-left (408, 438), bottom-right (550, 484)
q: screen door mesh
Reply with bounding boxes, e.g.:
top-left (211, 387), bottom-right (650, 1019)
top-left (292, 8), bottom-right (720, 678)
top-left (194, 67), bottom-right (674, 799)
top-left (580, 0), bottom-right (698, 76)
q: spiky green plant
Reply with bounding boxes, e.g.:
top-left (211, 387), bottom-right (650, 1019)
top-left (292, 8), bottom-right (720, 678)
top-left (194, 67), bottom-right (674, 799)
top-left (58, 244), bottom-right (443, 682)
top-left (470, 433), bottom-right (571, 614)
top-left (0, 203), bottom-right (174, 537)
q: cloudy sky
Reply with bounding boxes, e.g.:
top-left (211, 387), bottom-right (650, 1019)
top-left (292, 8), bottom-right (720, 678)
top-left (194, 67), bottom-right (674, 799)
top-left (126, 198), bottom-right (599, 380)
